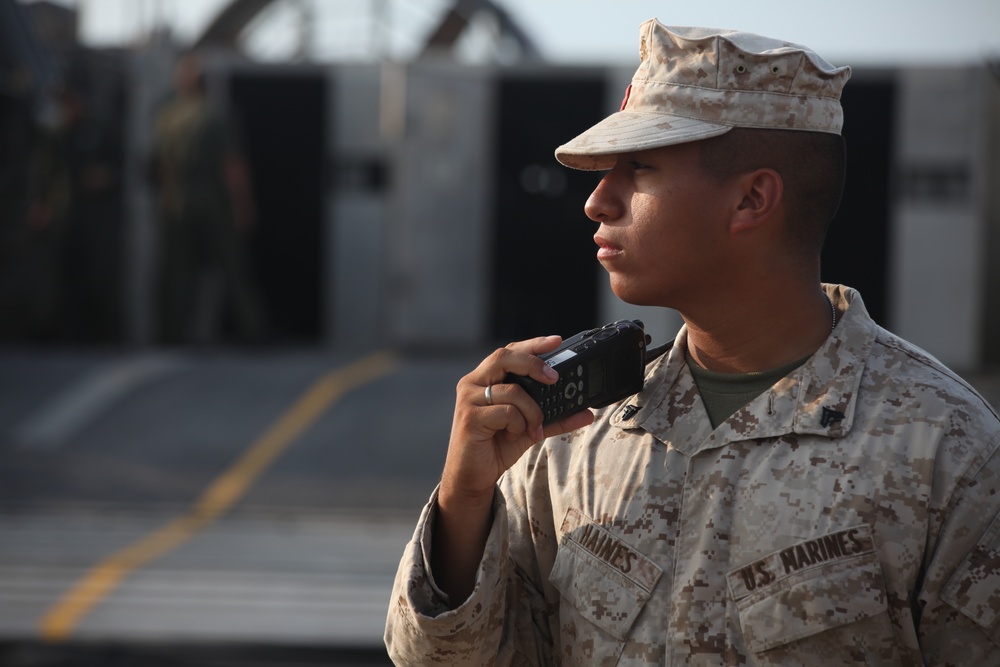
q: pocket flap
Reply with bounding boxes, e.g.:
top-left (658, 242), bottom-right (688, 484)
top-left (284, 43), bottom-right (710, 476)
top-left (729, 525), bottom-right (888, 653)
top-left (548, 508), bottom-right (662, 641)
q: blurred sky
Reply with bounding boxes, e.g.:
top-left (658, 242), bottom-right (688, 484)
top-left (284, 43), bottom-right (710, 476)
top-left (35, 0), bottom-right (1000, 67)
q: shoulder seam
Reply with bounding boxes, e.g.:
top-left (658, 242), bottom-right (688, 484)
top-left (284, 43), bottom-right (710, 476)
top-left (872, 328), bottom-right (1000, 421)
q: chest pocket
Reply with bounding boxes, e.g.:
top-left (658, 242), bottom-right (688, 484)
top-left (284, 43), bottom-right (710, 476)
top-left (548, 508), bottom-right (661, 666)
top-left (727, 525), bottom-right (902, 666)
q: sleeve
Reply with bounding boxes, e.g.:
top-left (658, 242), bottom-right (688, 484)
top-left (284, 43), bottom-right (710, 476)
top-left (385, 489), bottom-right (507, 665)
top-left (917, 427), bottom-right (1000, 664)
top-left (385, 478), bottom-right (552, 666)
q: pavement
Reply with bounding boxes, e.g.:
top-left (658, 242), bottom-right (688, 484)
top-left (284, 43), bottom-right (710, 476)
top-left (0, 344), bottom-right (998, 661)
top-left (0, 344), bottom-right (477, 661)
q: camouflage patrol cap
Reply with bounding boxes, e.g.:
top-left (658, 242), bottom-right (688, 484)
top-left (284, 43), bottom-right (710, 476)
top-left (555, 20), bottom-right (852, 170)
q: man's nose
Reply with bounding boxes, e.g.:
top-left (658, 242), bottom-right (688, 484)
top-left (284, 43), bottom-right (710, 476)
top-left (584, 172), bottom-right (623, 223)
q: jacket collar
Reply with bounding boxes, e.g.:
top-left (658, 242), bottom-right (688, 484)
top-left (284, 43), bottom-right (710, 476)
top-left (610, 285), bottom-right (878, 456)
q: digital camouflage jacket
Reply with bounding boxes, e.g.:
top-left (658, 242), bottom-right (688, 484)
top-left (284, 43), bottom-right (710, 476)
top-left (386, 285), bottom-right (1000, 666)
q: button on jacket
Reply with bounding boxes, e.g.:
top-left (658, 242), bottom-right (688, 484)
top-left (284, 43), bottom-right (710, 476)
top-left (385, 285), bottom-right (1000, 666)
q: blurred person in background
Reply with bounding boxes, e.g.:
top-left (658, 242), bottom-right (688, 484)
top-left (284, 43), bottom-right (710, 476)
top-left (148, 51), bottom-right (265, 346)
top-left (26, 76), bottom-right (122, 344)
top-left (385, 19), bottom-right (1000, 666)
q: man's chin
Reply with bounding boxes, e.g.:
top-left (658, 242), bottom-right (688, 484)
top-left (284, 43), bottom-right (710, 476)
top-left (609, 281), bottom-right (676, 310)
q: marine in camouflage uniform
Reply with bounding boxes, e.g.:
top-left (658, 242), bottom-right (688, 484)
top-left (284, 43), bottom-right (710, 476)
top-left (388, 285), bottom-right (1000, 665)
top-left (385, 22), bottom-right (1000, 666)
top-left (150, 53), bottom-right (264, 345)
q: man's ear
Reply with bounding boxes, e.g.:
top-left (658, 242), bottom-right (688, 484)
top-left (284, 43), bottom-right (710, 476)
top-left (730, 168), bottom-right (783, 234)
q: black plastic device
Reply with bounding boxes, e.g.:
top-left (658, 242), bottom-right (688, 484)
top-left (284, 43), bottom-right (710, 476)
top-left (506, 319), bottom-right (650, 425)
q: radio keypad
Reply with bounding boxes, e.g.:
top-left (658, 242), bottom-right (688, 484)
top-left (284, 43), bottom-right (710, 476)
top-left (534, 363), bottom-right (586, 422)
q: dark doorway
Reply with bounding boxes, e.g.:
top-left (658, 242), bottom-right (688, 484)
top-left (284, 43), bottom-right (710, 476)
top-left (491, 73), bottom-right (606, 342)
top-left (822, 76), bottom-right (897, 325)
top-left (228, 72), bottom-right (326, 343)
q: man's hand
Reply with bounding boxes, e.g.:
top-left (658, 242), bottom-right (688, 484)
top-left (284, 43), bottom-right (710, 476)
top-left (432, 336), bottom-right (595, 605)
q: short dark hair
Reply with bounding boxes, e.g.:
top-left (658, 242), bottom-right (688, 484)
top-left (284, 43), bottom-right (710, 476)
top-left (698, 128), bottom-right (846, 256)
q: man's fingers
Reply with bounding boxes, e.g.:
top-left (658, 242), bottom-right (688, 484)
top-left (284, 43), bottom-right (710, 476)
top-left (506, 335), bottom-right (563, 356)
top-left (480, 402), bottom-right (530, 437)
top-left (507, 336), bottom-right (563, 383)
top-left (473, 337), bottom-right (562, 388)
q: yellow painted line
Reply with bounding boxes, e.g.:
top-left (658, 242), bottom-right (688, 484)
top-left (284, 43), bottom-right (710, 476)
top-left (39, 350), bottom-right (398, 642)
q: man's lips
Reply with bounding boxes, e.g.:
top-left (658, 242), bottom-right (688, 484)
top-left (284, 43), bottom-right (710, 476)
top-left (594, 234), bottom-right (623, 260)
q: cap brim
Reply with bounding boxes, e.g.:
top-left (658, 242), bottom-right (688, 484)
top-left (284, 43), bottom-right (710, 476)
top-left (555, 111), bottom-right (733, 171)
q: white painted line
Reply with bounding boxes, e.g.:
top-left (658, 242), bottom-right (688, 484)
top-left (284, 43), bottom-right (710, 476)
top-left (14, 354), bottom-right (187, 450)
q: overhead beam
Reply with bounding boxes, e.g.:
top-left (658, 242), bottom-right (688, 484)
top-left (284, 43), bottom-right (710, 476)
top-left (193, 0), bottom-right (275, 50)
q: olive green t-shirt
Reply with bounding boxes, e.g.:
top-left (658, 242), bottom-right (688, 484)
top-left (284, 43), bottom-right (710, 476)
top-left (686, 353), bottom-right (810, 428)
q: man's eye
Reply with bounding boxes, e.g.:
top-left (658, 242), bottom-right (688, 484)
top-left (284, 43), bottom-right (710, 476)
top-left (629, 160), bottom-right (651, 170)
